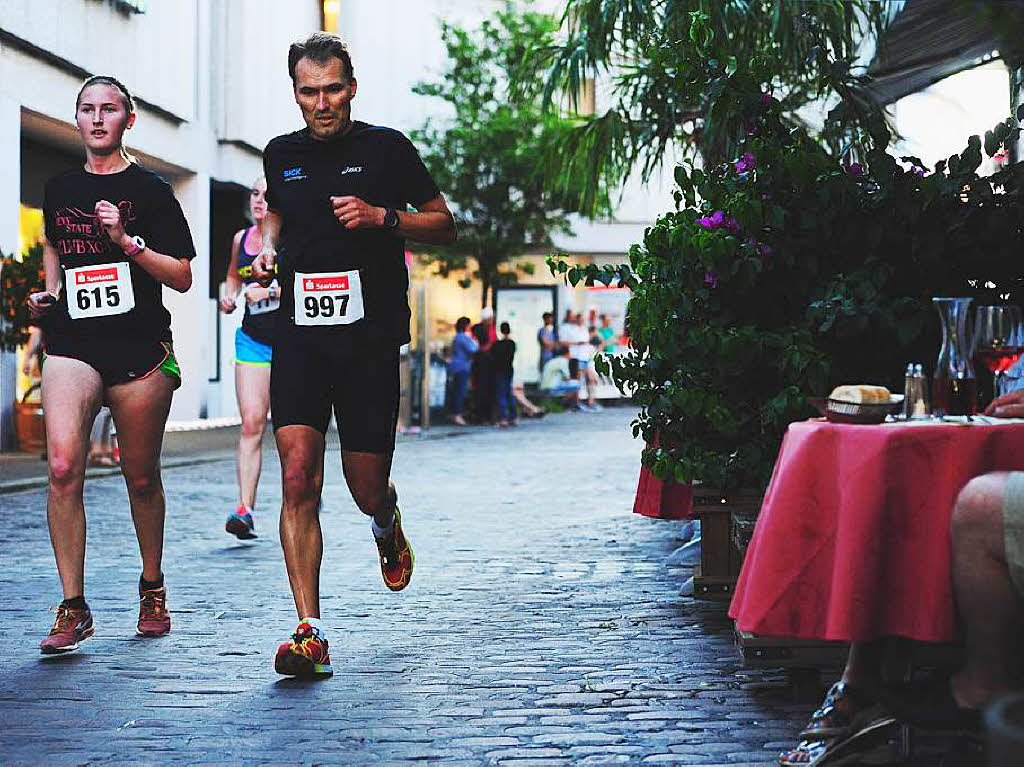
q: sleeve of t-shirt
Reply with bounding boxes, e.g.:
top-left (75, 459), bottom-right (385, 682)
top-left (263, 140), bottom-right (282, 210)
top-left (392, 132), bottom-right (441, 207)
top-left (42, 179), bottom-right (56, 244)
top-left (146, 180), bottom-right (197, 260)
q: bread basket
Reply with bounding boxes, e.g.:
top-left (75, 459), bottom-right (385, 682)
top-left (819, 395), bottom-right (904, 424)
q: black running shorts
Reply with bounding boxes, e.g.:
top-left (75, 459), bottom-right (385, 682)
top-left (45, 337), bottom-right (182, 390)
top-left (270, 333), bottom-right (400, 453)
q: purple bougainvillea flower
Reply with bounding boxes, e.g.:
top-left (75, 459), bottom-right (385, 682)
top-left (845, 162), bottom-right (865, 177)
top-left (913, 166), bottom-right (926, 177)
top-left (725, 216), bottom-right (740, 234)
top-left (760, 192), bottom-right (772, 200)
top-left (709, 209), bottom-right (725, 226)
top-left (704, 269), bottom-right (718, 288)
top-left (760, 93), bottom-right (772, 106)
top-left (734, 152), bottom-right (756, 174)
top-left (757, 243), bottom-right (773, 258)
top-left (746, 123), bottom-right (759, 137)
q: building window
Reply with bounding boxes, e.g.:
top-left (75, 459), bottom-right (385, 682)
top-left (323, 0), bottom-right (340, 33)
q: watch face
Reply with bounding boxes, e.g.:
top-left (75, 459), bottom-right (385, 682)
top-left (385, 209), bottom-right (399, 229)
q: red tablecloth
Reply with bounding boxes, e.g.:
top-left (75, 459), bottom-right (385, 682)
top-left (728, 419), bottom-right (1024, 643)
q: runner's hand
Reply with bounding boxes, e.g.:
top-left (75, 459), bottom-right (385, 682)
top-left (219, 296), bottom-right (237, 313)
top-left (27, 291), bottom-right (58, 320)
top-left (330, 196), bottom-right (384, 229)
top-left (95, 200), bottom-right (127, 244)
top-left (244, 286), bottom-right (270, 306)
top-left (252, 249), bottom-right (277, 287)
top-left (985, 388), bottom-right (1024, 418)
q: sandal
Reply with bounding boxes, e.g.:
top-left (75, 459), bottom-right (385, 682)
top-left (798, 681), bottom-right (870, 740)
top-left (779, 714), bottom-right (897, 767)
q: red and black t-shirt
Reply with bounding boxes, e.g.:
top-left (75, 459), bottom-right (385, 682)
top-left (263, 121), bottom-right (440, 347)
top-left (42, 163), bottom-right (197, 342)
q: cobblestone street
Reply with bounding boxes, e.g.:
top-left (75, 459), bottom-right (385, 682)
top-left (0, 408), bottom-right (808, 765)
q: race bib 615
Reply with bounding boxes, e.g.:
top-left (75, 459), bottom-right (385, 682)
top-left (66, 262), bottom-right (136, 320)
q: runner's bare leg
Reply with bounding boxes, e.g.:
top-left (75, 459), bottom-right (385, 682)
top-left (276, 424), bottom-right (326, 617)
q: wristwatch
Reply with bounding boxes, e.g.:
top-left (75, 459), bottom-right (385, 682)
top-left (123, 235), bottom-right (145, 257)
top-left (268, 285), bottom-right (277, 300)
top-left (382, 208), bottom-right (399, 231)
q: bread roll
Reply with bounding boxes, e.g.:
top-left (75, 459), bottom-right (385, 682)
top-left (829, 384), bottom-right (891, 404)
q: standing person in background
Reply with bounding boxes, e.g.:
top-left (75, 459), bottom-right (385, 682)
top-left (537, 311), bottom-right (556, 371)
top-left (447, 316), bottom-right (477, 426)
top-left (491, 321), bottom-right (516, 427)
top-left (471, 306), bottom-right (497, 424)
top-left (28, 74), bottom-right (196, 653)
top-left (597, 313), bottom-right (616, 353)
top-left (218, 176), bottom-right (278, 540)
top-left (570, 314), bottom-right (600, 412)
top-left (87, 408), bottom-right (118, 467)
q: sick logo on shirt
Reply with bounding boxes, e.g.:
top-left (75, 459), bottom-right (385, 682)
top-left (54, 201), bottom-right (137, 257)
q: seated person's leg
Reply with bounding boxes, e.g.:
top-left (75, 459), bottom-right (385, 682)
top-left (951, 471), bottom-right (1024, 710)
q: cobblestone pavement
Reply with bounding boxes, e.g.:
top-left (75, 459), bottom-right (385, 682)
top-left (0, 408), bottom-right (810, 765)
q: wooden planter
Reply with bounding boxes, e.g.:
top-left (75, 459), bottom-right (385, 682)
top-left (14, 401), bottom-right (46, 453)
top-left (692, 486), bottom-right (762, 600)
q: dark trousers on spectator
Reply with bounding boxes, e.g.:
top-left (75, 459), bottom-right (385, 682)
top-left (450, 368), bottom-right (470, 416)
top-left (495, 374), bottom-right (516, 421)
top-left (472, 352), bottom-right (495, 422)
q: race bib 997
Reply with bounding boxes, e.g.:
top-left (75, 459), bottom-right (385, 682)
top-left (293, 270), bottom-right (365, 326)
top-left (65, 262), bottom-right (136, 320)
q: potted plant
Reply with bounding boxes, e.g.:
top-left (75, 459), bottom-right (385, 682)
top-left (1, 242), bottom-right (46, 452)
top-left (550, 69), bottom-right (1024, 593)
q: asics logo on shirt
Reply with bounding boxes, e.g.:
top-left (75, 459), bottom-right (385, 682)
top-left (282, 167), bottom-right (307, 182)
top-left (340, 166), bottom-right (363, 175)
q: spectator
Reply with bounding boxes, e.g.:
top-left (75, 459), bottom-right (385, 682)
top-left (537, 311), bottom-right (557, 371)
top-left (448, 316), bottom-right (478, 426)
top-left (597, 313), bottom-right (616, 353)
top-left (539, 345), bottom-right (581, 408)
top-left (571, 314), bottom-right (601, 412)
top-left (491, 322), bottom-right (516, 427)
top-left (513, 381), bottom-right (546, 418)
top-left (471, 306), bottom-right (497, 423)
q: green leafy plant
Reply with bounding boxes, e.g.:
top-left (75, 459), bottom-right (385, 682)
top-left (1, 242), bottom-right (45, 352)
top-left (412, 2), bottom-right (605, 306)
top-left (551, 71), bottom-right (1024, 491)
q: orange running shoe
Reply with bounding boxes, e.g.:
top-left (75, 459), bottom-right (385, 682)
top-left (137, 587), bottom-right (171, 637)
top-left (275, 621), bottom-right (333, 677)
top-left (40, 604), bottom-right (95, 655)
top-left (375, 506), bottom-right (414, 591)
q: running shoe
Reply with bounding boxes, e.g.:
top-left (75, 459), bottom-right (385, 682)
top-left (137, 587), bottom-right (171, 637)
top-left (375, 506), bottom-right (414, 591)
top-left (225, 505), bottom-right (257, 539)
top-left (274, 621), bottom-right (333, 677)
top-left (40, 604), bottom-right (95, 655)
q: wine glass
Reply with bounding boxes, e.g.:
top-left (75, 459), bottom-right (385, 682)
top-left (973, 305), bottom-right (1024, 403)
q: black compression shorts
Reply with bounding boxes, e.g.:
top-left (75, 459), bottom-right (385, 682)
top-left (45, 337), bottom-right (181, 390)
top-left (270, 333), bottom-right (400, 453)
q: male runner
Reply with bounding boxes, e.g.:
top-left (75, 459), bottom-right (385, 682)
top-left (253, 33), bottom-right (456, 678)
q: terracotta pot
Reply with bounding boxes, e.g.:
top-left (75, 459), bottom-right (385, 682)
top-left (14, 401), bottom-right (46, 453)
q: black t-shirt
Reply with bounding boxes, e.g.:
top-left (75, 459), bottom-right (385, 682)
top-left (42, 164), bottom-right (197, 342)
top-left (262, 121), bottom-right (440, 347)
top-left (491, 339), bottom-right (516, 378)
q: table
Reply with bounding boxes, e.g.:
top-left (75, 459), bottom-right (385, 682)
top-left (728, 418), bottom-right (1024, 643)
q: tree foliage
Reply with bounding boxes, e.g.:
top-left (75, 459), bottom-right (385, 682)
top-left (552, 71), bottom-right (1024, 490)
top-left (412, 4), bottom-right (602, 306)
top-left (0, 242), bottom-right (44, 352)
top-left (521, 0), bottom-right (892, 214)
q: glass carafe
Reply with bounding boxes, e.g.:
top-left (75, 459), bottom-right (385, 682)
top-left (932, 296), bottom-right (977, 416)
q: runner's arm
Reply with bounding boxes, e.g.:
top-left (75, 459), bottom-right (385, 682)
top-left (252, 209), bottom-right (281, 286)
top-left (120, 237), bottom-right (193, 293)
top-left (330, 194), bottom-right (457, 245)
top-left (220, 230), bottom-right (244, 312)
top-left (43, 238), bottom-right (61, 295)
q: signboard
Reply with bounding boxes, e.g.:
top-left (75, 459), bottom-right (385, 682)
top-left (494, 286), bottom-right (557, 385)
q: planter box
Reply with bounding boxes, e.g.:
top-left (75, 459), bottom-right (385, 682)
top-left (692, 486), bottom-right (762, 600)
